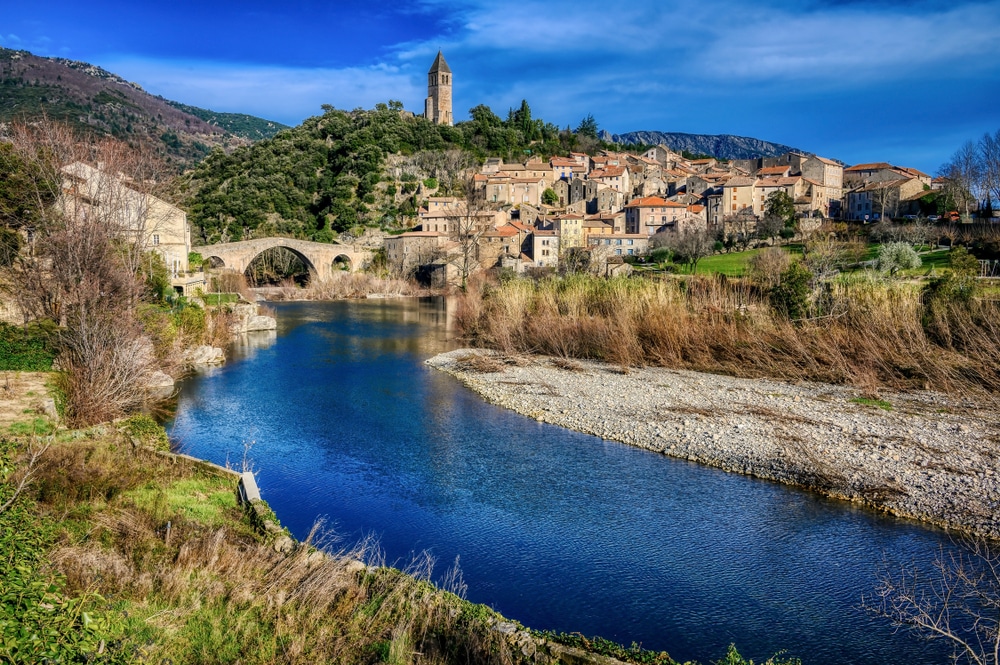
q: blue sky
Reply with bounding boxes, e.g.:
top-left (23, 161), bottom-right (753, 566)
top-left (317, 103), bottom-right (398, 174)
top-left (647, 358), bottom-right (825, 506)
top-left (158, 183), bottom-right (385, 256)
top-left (3, 0), bottom-right (998, 173)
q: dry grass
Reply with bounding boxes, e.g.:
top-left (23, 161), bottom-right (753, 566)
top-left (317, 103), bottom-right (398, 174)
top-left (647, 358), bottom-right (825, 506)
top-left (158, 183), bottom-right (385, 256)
top-left (458, 273), bottom-right (1000, 400)
top-left (263, 273), bottom-right (425, 301)
top-left (22, 433), bottom-right (522, 665)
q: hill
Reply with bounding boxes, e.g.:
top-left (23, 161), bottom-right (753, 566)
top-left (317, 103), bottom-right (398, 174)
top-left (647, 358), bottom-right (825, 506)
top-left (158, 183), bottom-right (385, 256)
top-left (165, 100), bottom-right (289, 140)
top-left (0, 48), bottom-right (281, 167)
top-left (603, 130), bottom-right (802, 160)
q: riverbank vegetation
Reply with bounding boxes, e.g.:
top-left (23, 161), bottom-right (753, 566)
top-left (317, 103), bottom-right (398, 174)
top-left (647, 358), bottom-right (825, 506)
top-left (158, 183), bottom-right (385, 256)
top-left (457, 250), bottom-right (1000, 399)
top-left (1, 413), bottom-right (799, 665)
top-left (0, 121), bottom-right (251, 427)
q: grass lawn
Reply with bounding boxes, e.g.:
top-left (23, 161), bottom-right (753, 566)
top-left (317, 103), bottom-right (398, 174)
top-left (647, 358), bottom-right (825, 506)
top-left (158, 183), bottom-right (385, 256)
top-left (685, 245), bottom-right (802, 276)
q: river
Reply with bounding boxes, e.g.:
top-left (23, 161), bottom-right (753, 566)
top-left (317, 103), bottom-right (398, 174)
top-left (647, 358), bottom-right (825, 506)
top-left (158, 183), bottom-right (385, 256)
top-left (165, 297), bottom-right (956, 664)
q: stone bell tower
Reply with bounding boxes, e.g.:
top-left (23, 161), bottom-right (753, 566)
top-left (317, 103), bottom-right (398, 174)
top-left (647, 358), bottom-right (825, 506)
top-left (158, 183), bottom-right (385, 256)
top-left (424, 51), bottom-right (453, 126)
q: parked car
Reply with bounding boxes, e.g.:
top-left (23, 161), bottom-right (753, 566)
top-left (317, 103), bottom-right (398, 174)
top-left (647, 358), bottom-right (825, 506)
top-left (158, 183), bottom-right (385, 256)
top-left (927, 215), bottom-right (940, 221)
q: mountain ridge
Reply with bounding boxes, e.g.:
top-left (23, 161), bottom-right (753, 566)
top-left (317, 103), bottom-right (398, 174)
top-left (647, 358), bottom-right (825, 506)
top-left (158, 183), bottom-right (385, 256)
top-left (602, 129), bottom-right (806, 160)
top-left (0, 48), bottom-right (284, 167)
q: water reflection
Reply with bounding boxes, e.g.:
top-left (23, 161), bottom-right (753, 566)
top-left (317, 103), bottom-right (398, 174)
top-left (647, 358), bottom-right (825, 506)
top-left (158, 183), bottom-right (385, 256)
top-left (165, 297), bottom-right (955, 665)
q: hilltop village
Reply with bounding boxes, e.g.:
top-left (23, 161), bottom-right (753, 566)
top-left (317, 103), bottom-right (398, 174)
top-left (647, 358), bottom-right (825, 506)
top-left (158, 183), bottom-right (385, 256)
top-left (385, 52), bottom-right (942, 283)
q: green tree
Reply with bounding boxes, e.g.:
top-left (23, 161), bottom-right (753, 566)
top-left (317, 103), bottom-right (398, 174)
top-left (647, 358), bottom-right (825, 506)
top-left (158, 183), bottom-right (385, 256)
top-left (575, 114), bottom-right (599, 139)
top-left (764, 190), bottom-right (796, 229)
top-left (542, 187), bottom-right (559, 206)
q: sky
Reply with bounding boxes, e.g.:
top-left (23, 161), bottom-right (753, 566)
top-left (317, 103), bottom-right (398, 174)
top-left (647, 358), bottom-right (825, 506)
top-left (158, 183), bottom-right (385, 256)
top-left (3, 0), bottom-right (999, 174)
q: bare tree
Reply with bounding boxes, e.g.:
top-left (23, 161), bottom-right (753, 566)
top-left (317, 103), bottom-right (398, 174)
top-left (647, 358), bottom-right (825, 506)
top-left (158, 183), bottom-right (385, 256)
top-left (979, 130), bottom-right (1000, 215)
top-left (445, 174), bottom-right (492, 290)
top-left (757, 214), bottom-right (784, 246)
top-left (870, 180), bottom-right (900, 222)
top-left (2, 120), bottom-right (167, 425)
top-left (652, 229), bottom-right (715, 272)
top-left (723, 210), bottom-right (757, 251)
top-left (865, 537), bottom-right (1000, 665)
top-left (942, 141), bottom-right (984, 221)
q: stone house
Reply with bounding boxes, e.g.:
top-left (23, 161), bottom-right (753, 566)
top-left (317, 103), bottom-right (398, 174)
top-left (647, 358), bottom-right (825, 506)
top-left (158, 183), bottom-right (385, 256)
top-left (754, 176), bottom-right (808, 216)
top-left (588, 165), bottom-right (630, 195)
top-left (705, 190), bottom-right (724, 229)
top-left (624, 196), bottom-right (690, 235)
top-left (531, 230), bottom-right (560, 268)
top-left (553, 213), bottom-right (586, 250)
top-left (384, 231), bottom-right (450, 275)
top-left (59, 161), bottom-right (192, 278)
top-left (588, 233), bottom-right (648, 258)
top-left (582, 218), bottom-right (615, 246)
top-left (800, 156), bottom-right (844, 218)
top-left (589, 211), bottom-right (626, 234)
top-left (723, 176), bottom-right (757, 217)
top-left (843, 163), bottom-right (901, 187)
top-left (478, 225), bottom-right (523, 269)
top-left (550, 157), bottom-right (586, 183)
top-left (756, 165), bottom-right (791, 179)
top-left (845, 177), bottom-right (925, 221)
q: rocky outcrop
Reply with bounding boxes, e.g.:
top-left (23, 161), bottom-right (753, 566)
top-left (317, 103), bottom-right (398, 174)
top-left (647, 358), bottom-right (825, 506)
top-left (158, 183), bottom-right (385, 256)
top-left (244, 314), bottom-right (277, 332)
top-left (231, 303), bottom-right (277, 334)
top-left (185, 345), bottom-right (225, 365)
top-left (428, 349), bottom-right (999, 539)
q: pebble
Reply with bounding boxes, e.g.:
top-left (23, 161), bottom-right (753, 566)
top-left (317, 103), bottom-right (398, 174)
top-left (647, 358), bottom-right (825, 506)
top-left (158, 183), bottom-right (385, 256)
top-left (427, 349), bottom-right (999, 539)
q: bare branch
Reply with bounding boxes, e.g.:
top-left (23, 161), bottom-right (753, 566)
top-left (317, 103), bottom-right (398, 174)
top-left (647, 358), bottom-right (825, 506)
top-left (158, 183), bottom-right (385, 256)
top-left (0, 440), bottom-right (50, 515)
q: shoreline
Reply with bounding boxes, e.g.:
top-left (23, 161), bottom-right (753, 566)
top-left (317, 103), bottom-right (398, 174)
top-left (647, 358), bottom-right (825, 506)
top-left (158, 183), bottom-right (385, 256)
top-left (427, 349), bottom-right (1000, 539)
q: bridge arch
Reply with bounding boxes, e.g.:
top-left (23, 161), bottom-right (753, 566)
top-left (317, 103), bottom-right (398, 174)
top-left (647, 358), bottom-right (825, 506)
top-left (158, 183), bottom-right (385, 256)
top-left (193, 237), bottom-right (372, 283)
top-left (333, 254), bottom-right (353, 272)
top-left (244, 245), bottom-right (318, 286)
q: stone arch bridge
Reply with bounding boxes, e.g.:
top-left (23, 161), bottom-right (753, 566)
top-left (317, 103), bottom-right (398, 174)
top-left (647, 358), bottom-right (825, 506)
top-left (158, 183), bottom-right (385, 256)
top-left (195, 237), bottom-right (372, 281)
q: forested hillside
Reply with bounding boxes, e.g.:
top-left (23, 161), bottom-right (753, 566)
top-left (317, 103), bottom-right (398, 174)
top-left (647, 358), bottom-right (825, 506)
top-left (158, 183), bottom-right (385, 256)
top-left (182, 101), bottom-right (618, 243)
top-left (166, 100), bottom-right (289, 140)
top-left (0, 48), bottom-right (278, 167)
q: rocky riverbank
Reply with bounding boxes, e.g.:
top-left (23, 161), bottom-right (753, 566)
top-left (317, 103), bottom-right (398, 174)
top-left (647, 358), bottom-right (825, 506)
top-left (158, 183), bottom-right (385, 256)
top-left (427, 349), bottom-right (1000, 539)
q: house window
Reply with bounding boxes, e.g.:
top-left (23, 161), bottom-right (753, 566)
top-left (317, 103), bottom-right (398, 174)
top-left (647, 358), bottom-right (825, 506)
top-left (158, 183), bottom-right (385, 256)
top-left (152, 234), bottom-right (160, 245)
top-left (627, 239), bottom-right (634, 245)
top-left (627, 249), bottom-right (634, 255)
top-left (615, 249), bottom-right (622, 255)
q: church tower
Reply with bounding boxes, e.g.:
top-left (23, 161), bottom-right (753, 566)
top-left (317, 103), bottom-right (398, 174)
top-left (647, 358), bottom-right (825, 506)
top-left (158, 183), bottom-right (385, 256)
top-left (424, 51), bottom-right (453, 126)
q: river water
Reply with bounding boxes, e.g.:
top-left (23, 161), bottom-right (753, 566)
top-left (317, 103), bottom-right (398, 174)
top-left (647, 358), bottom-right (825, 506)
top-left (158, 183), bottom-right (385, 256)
top-left (165, 298), bottom-right (956, 665)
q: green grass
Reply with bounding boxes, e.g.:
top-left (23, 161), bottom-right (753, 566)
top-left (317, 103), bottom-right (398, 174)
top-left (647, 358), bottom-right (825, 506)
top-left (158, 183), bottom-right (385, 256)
top-left (681, 245), bottom-right (801, 276)
top-left (850, 396), bottom-right (893, 411)
top-left (8, 417), bottom-right (56, 436)
top-left (200, 292), bottom-right (241, 306)
top-left (123, 475), bottom-right (239, 527)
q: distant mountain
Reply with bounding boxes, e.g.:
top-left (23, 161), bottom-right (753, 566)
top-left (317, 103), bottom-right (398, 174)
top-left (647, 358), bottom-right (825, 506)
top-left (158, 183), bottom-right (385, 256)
top-left (602, 130), bottom-right (803, 160)
top-left (0, 48), bottom-right (283, 167)
top-left (165, 101), bottom-right (288, 141)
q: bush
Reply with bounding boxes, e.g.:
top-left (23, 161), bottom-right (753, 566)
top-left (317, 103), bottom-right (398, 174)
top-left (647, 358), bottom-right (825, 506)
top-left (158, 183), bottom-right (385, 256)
top-left (768, 261), bottom-right (813, 320)
top-left (423, 177), bottom-right (438, 189)
top-left (876, 242), bottom-right (921, 275)
top-left (749, 247), bottom-right (791, 288)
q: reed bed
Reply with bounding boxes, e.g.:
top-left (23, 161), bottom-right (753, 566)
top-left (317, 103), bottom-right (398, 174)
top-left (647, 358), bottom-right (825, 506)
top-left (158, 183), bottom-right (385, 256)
top-left (458, 273), bottom-right (1000, 398)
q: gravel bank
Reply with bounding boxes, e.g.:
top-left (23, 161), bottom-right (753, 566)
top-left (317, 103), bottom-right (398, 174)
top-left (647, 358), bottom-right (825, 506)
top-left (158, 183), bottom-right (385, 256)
top-left (427, 349), bottom-right (1000, 539)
